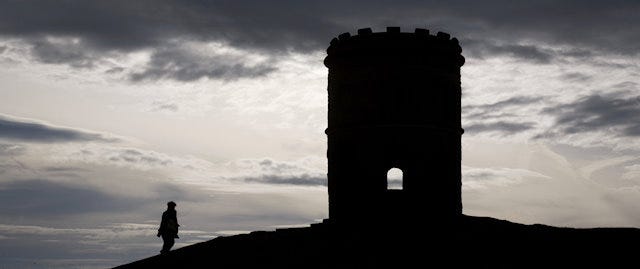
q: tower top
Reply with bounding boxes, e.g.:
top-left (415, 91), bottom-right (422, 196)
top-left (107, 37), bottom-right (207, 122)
top-left (325, 27), bottom-right (465, 68)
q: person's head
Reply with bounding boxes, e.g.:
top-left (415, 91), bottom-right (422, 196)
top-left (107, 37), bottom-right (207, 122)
top-left (167, 201), bottom-right (176, 209)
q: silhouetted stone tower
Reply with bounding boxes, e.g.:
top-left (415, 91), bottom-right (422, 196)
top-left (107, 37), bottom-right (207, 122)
top-left (324, 27), bottom-right (465, 226)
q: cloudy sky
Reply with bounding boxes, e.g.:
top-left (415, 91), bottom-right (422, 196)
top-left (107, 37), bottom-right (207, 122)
top-left (0, 0), bottom-right (639, 268)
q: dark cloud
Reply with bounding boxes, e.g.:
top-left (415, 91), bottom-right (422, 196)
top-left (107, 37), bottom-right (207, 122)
top-left (463, 171), bottom-right (495, 181)
top-left (612, 81), bottom-right (638, 91)
top-left (0, 1), bottom-right (168, 51)
top-left (0, 144), bottom-right (25, 156)
top-left (30, 37), bottom-right (98, 68)
top-left (42, 166), bottom-right (87, 173)
top-left (562, 48), bottom-right (594, 59)
top-left (151, 102), bottom-right (179, 112)
top-left (464, 96), bottom-right (543, 111)
top-left (157, 104), bottom-right (178, 112)
top-left (107, 149), bottom-right (172, 166)
top-left (445, 1), bottom-right (640, 55)
top-left (464, 40), bottom-right (554, 63)
top-left (41, 166), bottom-right (89, 179)
top-left (463, 96), bottom-right (543, 120)
top-left (1, 0), bottom-right (638, 73)
top-left (560, 72), bottom-right (593, 82)
top-left (0, 117), bottom-right (117, 143)
top-left (129, 47), bottom-right (276, 82)
top-left (234, 158), bottom-right (327, 186)
top-left (244, 174), bottom-right (327, 186)
top-left (542, 92), bottom-right (640, 137)
top-left (491, 44), bottom-right (553, 63)
top-left (0, 180), bottom-right (137, 215)
top-left (255, 158), bottom-right (304, 174)
top-left (105, 66), bottom-right (125, 74)
top-left (464, 112), bottom-right (517, 121)
top-left (465, 121), bottom-right (536, 135)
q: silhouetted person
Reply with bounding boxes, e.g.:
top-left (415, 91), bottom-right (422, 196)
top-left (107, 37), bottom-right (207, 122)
top-left (157, 201), bottom-right (179, 254)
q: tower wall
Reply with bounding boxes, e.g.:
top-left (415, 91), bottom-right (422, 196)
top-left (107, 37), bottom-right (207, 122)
top-left (324, 27), bottom-right (465, 225)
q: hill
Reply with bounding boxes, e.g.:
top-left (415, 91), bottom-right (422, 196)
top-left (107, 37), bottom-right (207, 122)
top-left (115, 215), bottom-right (640, 268)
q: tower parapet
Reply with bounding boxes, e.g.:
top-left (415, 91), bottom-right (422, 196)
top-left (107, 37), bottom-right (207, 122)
top-left (324, 27), bottom-right (464, 225)
top-left (325, 27), bottom-right (464, 70)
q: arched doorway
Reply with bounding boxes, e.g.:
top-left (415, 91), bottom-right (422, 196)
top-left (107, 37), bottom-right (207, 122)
top-left (386, 168), bottom-right (403, 190)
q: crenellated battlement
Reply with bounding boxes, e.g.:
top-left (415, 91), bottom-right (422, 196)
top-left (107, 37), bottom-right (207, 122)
top-left (325, 27), bottom-right (465, 68)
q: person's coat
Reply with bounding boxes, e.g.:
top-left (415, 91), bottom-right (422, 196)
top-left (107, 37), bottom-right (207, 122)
top-left (158, 209), bottom-right (179, 238)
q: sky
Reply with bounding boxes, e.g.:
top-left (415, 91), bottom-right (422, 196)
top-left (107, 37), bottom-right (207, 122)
top-left (0, 0), bottom-right (639, 268)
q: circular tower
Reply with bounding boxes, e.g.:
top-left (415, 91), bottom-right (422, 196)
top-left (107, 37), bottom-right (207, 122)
top-left (324, 27), bottom-right (465, 225)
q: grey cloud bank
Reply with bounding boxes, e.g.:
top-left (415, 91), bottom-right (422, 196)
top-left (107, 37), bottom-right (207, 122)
top-left (464, 96), bottom-right (544, 111)
top-left (129, 46), bottom-right (276, 82)
top-left (1, 0), bottom-right (639, 81)
top-left (0, 116), bottom-right (117, 143)
top-left (543, 92), bottom-right (640, 137)
top-left (465, 121), bottom-right (536, 135)
top-left (0, 179), bottom-right (139, 216)
top-left (244, 174), bottom-right (327, 186)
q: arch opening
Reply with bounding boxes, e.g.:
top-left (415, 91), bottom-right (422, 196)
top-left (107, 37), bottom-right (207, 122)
top-left (386, 168), bottom-right (403, 190)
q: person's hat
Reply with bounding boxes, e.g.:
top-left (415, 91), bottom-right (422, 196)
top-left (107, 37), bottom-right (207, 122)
top-left (167, 201), bottom-right (177, 207)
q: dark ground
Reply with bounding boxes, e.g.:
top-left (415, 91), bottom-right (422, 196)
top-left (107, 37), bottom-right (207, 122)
top-left (115, 215), bottom-right (639, 268)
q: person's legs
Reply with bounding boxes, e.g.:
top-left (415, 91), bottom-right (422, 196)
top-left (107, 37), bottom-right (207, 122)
top-left (161, 235), bottom-right (175, 254)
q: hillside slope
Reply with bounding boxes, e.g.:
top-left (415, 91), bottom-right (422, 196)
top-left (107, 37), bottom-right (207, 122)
top-left (115, 215), bottom-right (640, 268)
